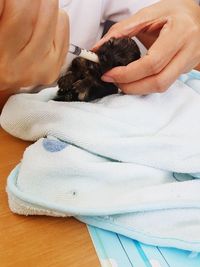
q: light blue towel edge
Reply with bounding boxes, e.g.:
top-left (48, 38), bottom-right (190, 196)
top-left (77, 216), bottom-right (200, 252)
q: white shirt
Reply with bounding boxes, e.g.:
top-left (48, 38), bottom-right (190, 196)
top-left (59, 0), bottom-right (158, 68)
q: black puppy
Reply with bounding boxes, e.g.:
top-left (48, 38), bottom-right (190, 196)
top-left (54, 37), bottom-right (141, 102)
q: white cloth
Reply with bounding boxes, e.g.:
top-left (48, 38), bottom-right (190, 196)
top-left (59, 0), bottom-right (158, 70)
top-left (1, 70), bottom-right (200, 252)
top-left (59, 0), bottom-right (159, 49)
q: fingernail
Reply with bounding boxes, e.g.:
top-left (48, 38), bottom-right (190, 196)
top-left (101, 75), bottom-right (115, 83)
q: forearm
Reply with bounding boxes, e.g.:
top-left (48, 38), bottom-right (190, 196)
top-left (0, 0), bottom-right (69, 111)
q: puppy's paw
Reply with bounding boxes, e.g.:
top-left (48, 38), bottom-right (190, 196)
top-left (72, 80), bottom-right (89, 101)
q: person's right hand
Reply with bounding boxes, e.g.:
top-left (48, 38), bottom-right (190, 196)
top-left (93, 0), bottom-right (200, 95)
top-left (0, 0), bottom-right (69, 91)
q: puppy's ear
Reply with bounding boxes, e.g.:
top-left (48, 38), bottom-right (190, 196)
top-left (107, 37), bottom-right (115, 46)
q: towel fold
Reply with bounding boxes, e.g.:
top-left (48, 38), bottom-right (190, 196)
top-left (1, 70), bottom-right (200, 252)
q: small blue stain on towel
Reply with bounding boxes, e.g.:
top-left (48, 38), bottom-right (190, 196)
top-left (42, 138), bottom-right (68, 152)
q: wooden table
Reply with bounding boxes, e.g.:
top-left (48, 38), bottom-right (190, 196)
top-left (0, 128), bottom-right (100, 267)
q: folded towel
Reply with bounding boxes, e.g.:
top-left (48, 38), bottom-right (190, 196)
top-left (1, 70), bottom-right (200, 252)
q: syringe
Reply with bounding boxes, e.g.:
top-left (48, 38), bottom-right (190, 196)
top-left (68, 44), bottom-right (99, 63)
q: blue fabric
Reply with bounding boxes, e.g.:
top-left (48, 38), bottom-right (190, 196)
top-left (43, 138), bottom-right (68, 152)
top-left (88, 226), bottom-right (200, 267)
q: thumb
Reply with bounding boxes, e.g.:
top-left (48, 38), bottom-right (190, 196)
top-left (92, 1), bottom-right (167, 51)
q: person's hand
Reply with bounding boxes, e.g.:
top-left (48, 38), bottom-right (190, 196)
top-left (0, 0), bottom-right (69, 92)
top-left (93, 0), bottom-right (200, 94)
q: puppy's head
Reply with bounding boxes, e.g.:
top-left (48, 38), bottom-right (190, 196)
top-left (96, 37), bottom-right (141, 73)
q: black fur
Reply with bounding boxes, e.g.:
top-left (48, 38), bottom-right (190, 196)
top-left (54, 37), bottom-right (141, 102)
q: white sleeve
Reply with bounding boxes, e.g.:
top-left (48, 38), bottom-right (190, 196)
top-left (101, 0), bottom-right (159, 22)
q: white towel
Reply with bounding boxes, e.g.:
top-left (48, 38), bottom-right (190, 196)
top-left (1, 70), bottom-right (200, 252)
